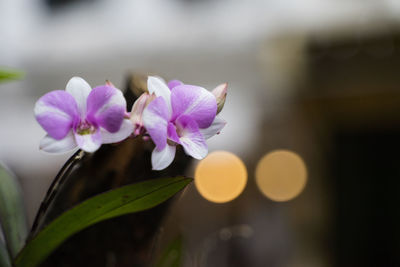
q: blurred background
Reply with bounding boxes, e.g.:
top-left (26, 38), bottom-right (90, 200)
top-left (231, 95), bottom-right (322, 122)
top-left (2, 0), bottom-right (400, 266)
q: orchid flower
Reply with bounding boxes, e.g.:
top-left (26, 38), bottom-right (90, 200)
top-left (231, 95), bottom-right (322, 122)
top-left (142, 76), bottom-right (227, 170)
top-left (34, 77), bottom-right (133, 153)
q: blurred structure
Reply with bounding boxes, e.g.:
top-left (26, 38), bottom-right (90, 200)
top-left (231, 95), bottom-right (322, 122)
top-left (299, 32), bottom-right (400, 266)
top-left (2, 0), bottom-right (400, 266)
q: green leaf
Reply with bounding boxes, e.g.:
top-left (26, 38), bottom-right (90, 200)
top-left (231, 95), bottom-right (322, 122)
top-left (155, 236), bottom-right (183, 267)
top-left (0, 69), bottom-right (24, 83)
top-left (0, 164), bottom-right (28, 259)
top-left (0, 237), bottom-right (12, 267)
top-left (14, 176), bottom-right (192, 267)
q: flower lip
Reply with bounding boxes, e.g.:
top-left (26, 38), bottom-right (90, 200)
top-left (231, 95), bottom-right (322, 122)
top-left (167, 122), bottom-right (180, 144)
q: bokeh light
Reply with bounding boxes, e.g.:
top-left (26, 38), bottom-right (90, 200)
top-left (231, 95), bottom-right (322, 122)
top-left (195, 151), bottom-right (247, 203)
top-left (255, 150), bottom-right (307, 202)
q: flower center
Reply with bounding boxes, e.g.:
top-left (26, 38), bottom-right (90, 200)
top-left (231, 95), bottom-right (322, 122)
top-left (76, 121), bottom-right (96, 135)
top-left (176, 126), bottom-right (184, 137)
top-left (166, 122), bottom-right (182, 146)
top-left (167, 139), bottom-right (177, 146)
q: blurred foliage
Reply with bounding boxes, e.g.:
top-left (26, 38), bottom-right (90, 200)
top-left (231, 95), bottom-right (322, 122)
top-left (155, 236), bottom-right (183, 267)
top-left (0, 238), bottom-right (12, 267)
top-left (0, 164), bottom-right (28, 259)
top-left (0, 69), bottom-right (24, 83)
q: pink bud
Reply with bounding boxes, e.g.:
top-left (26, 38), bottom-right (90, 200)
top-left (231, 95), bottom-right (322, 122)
top-left (212, 83), bottom-right (227, 114)
top-left (130, 92), bottom-right (156, 136)
top-left (105, 80), bottom-right (116, 88)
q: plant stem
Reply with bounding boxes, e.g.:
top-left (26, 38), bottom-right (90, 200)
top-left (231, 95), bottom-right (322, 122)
top-left (29, 150), bottom-right (85, 239)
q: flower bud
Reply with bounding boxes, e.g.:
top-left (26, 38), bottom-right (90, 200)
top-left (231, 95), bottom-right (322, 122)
top-left (130, 92), bottom-right (156, 136)
top-left (105, 80), bottom-right (116, 88)
top-left (212, 83), bottom-right (227, 114)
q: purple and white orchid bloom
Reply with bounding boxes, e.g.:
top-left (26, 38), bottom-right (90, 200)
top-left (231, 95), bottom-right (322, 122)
top-left (142, 76), bottom-right (227, 170)
top-left (34, 77), bottom-right (133, 153)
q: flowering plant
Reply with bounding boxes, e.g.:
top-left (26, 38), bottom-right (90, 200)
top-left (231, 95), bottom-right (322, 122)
top-left (0, 74), bottom-right (227, 267)
top-left (141, 76), bottom-right (226, 170)
top-left (35, 76), bottom-right (227, 170)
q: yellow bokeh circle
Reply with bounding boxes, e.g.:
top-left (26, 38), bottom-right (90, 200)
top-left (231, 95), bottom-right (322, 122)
top-left (255, 150), bottom-right (307, 202)
top-left (195, 151), bottom-right (247, 203)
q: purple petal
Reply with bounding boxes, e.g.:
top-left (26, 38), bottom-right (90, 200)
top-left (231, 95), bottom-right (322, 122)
top-left (74, 129), bottom-right (102, 153)
top-left (86, 85), bottom-right (126, 133)
top-left (100, 119), bottom-right (134, 144)
top-left (175, 115), bottom-right (207, 159)
top-left (147, 76), bottom-right (172, 116)
top-left (171, 85), bottom-right (217, 128)
top-left (167, 122), bottom-right (180, 144)
top-left (200, 115), bottom-right (226, 139)
top-left (151, 145), bottom-right (176, 170)
top-left (142, 96), bottom-right (169, 150)
top-left (65, 77), bottom-right (92, 117)
top-left (167, 80), bottom-right (183, 90)
top-left (34, 90), bottom-right (79, 140)
top-left (39, 131), bottom-right (77, 153)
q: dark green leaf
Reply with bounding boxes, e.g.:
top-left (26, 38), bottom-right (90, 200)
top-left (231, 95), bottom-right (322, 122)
top-left (0, 69), bottom-right (24, 83)
top-left (0, 164), bottom-right (28, 258)
top-left (0, 237), bottom-right (11, 267)
top-left (155, 236), bottom-right (183, 267)
top-left (14, 176), bottom-right (192, 267)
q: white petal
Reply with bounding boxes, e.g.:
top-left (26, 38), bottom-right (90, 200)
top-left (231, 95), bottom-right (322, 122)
top-left (200, 116), bottom-right (227, 139)
top-left (101, 119), bottom-right (134, 144)
top-left (65, 77), bottom-right (92, 117)
top-left (151, 145), bottom-right (176, 170)
top-left (147, 76), bottom-right (172, 116)
top-left (40, 132), bottom-right (77, 153)
top-left (180, 136), bottom-right (208, 160)
top-left (153, 75), bottom-right (167, 85)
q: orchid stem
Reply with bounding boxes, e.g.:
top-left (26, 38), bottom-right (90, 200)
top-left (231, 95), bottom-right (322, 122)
top-left (29, 150), bottom-right (85, 239)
